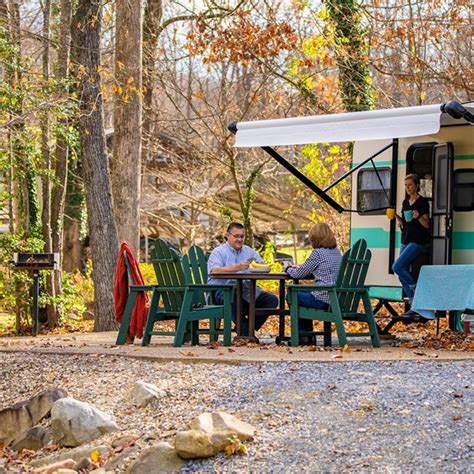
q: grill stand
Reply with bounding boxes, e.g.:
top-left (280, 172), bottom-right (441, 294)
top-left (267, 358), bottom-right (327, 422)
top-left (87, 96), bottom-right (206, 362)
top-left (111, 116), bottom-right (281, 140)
top-left (31, 270), bottom-right (40, 336)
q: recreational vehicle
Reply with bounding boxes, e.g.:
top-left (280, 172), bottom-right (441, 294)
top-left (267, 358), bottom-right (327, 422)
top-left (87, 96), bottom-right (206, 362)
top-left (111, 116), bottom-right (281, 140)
top-left (229, 101), bottom-right (474, 307)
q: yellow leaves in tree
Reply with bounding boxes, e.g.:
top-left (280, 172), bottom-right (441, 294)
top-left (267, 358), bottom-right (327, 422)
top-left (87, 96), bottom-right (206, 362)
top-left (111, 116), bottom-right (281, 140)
top-left (112, 84), bottom-right (123, 95)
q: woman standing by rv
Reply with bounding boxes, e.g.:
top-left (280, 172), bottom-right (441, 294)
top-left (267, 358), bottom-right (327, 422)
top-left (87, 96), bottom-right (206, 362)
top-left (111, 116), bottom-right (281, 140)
top-left (392, 174), bottom-right (430, 313)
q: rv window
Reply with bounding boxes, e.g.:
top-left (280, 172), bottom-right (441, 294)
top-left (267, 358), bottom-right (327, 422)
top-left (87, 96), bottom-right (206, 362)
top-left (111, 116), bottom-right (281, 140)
top-left (407, 143), bottom-right (435, 199)
top-left (453, 169), bottom-right (474, 212)
top-left (357, 168), bottom-right (391, 214)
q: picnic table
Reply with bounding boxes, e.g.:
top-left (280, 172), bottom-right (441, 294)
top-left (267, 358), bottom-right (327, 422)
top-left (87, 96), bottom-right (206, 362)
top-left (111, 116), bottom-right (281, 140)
top-left (211, 271), bottom-right (292, 342)
top-left (411, 265), bottom-right (474, 325)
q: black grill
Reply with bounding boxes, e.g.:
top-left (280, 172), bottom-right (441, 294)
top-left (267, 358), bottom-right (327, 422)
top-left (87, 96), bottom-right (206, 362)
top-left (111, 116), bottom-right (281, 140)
top-left (13, 253), bottom-right (58, 271)
top-left (12, 253), bottom-right (59, 336)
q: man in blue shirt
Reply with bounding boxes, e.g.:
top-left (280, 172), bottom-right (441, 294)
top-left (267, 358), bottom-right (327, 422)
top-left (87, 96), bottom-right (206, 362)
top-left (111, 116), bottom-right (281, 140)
top-left (208, 222), bottom-right (278, 338)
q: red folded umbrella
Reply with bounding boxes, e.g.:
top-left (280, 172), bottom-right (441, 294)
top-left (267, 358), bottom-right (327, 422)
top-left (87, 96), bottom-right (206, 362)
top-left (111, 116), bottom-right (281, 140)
top-left (113, 241), bottom-right (150, 339)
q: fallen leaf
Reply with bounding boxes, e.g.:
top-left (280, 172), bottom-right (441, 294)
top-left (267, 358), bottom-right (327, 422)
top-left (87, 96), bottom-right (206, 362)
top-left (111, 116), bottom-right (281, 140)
top-left (227, 348), bottom-right (235, 353)
top-left (342, 344), bottom-right (350, 353)
top-left (359, 399), bottom-right (375, 412)
top-left (179, 351), bottom-right (195, 357)
top-left (413, 351), bottom-right (427, 356)
top-left (452, 415), bottom-right (462, 421)
top-left (90, 449), bottom-right (100, 463)
top-left (331, 354), bottom-right (343, 359)
top-left (207, 342), bottom-right (221, 350)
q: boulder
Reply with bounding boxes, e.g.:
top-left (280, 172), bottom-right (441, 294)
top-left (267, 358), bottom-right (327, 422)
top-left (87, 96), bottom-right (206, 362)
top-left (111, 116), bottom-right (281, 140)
top-left (174, 430), bottom-right (214, 459)
top-left (0, 388), bottom-right (67, 445)
top-left (30, 445), bottom-right (109, 468)
top-left (32, 458), bottom-right (76, 473)
top-left (128, 381), bottom-right (166, 408)
top-left (51, 398), bottom-right (118, 447)
top-left (175, 412), bottom-right (256, 459)
top-left (111, 434), bottom-right (139, 449)
top-left (72, 457), bottom-right (93, 472)
top-left (102, 446), bottom-right (139, 471)
top-left (11, 426), bottom-right (51, 452)
top-left (126, 442), bottom-right (185, 473)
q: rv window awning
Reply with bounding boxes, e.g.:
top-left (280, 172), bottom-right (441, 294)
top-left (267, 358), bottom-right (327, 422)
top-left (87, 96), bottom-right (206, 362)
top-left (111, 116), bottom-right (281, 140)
top-left (234, 104), bottom-right (446, 147)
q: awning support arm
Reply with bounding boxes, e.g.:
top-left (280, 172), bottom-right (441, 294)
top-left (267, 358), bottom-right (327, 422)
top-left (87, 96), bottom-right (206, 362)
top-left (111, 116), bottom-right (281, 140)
top-left (260, 146), bottom-right (345, 213)
top-left (229, 122), bottom-right (398, 215)
top-left (323, 141), bottom-right (395, 193)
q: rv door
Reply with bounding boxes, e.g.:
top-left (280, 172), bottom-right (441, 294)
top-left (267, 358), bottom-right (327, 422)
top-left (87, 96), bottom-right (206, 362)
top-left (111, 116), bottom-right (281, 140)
top-left (431, 143), bottom-right (454, 265)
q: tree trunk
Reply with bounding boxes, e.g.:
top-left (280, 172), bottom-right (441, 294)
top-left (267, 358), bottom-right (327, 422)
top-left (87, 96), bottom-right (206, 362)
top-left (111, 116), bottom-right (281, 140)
top-left (324, 0), bottom-right (374, 112)
top-left (111, 0), bottom-right (143, 255)
top-left (63, 218), bottom-right (83, 272)
top-left (39, 0), bottom-right (57, 327)
top-left (0, 1), bottom-right (14, 234)
top-left (49, 0), bottom-right (73, 325)
top-left (142, 0), bottom-right (163, 165)
top-left (71, 0), bottom-right (119, 332)
top-left (7, 2), bottom-right (40, 236)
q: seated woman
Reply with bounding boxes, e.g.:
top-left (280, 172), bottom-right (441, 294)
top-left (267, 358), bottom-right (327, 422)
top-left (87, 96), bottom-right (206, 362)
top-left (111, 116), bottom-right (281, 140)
top-left (284, 223), bottom-right (342, 344)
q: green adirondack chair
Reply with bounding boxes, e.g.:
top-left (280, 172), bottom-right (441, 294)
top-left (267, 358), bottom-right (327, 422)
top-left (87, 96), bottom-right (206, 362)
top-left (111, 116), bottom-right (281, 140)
top-left (141, 239), bottom-right (233, 347)
top-left (116, 250), bottom-right (155, 345)
top-left (287, 239), bottom-right (381, 348)
top-left (181, 245), bottom-right (234, 342)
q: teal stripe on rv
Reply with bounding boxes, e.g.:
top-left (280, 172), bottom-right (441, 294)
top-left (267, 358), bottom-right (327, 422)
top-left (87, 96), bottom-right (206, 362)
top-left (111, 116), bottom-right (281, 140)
top-left (350, 228), bottom-right (400, 248)
top-left (352, 155), bottom-right (471, 167)
top-left (351, 228), bottom-right (474, 250)
top-left (352, 160), bottom-right (405, 167)
top-left (453, 232), bottom-right (474, 250)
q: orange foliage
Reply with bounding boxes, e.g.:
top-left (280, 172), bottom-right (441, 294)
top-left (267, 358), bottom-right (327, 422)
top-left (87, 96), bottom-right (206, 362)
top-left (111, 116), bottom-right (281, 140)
top-left (185, 11), bottom-right (298, 66)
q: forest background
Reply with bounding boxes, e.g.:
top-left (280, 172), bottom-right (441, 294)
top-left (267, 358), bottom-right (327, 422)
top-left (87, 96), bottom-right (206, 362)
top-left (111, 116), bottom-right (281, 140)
top-left (0, 0), bottom-right (471, 333)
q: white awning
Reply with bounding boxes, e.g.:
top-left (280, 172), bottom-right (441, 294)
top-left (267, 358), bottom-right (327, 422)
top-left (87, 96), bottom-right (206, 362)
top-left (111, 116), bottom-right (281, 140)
top-left (233, 103), bottom-right (472, 147)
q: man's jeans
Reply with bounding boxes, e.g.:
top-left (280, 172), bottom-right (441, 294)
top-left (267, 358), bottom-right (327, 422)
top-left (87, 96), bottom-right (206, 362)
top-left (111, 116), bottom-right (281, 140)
top-left (215, 290), bottom-right (278, 337)
top-left (392, 243), bottom-right (429, 299)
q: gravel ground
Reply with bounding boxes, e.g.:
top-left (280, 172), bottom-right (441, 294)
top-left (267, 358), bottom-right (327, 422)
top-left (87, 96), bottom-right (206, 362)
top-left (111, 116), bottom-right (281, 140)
top-left (0, 352), bottom-right (472, 472)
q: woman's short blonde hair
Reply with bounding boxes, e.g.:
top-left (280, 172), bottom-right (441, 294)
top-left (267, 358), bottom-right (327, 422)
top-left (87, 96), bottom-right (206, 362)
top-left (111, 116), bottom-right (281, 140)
top-left (308, 223), bottom-right (337, 249)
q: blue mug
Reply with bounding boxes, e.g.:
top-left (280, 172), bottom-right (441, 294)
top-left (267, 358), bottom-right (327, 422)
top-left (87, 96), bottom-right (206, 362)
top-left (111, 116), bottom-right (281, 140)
top-left (403, 210), bottom-right (413, 222)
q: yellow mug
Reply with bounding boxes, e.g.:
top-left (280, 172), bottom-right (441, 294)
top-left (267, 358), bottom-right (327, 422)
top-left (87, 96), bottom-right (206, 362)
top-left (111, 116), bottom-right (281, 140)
top-left (386, 208), bottom-right (395, 220)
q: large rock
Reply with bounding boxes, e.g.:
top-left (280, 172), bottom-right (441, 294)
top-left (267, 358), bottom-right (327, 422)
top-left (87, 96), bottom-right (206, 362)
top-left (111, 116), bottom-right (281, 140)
top-left (0, 388), bottom-right (67, 445)
top-left (11, 426), bottom-right (51, 452)
top-left (175, 412), bottom-right (256, 459)
top-left (128, 381), bottom-right (166, 408)
top-left (102, 446), bottom-right (139, 471)
top-left (51, 398), bottom-right (118, 447)
top-left (30, 444), bottom-right (110, 468)
top-left (126, 442), bottom-right (185, 473)
top-left (32, 458), bottom-right (76, 473)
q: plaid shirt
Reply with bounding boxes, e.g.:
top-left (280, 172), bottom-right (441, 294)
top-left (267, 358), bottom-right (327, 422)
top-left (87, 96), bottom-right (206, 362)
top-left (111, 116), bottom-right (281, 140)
top-left (286, 247), bottom-right (342, 304)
